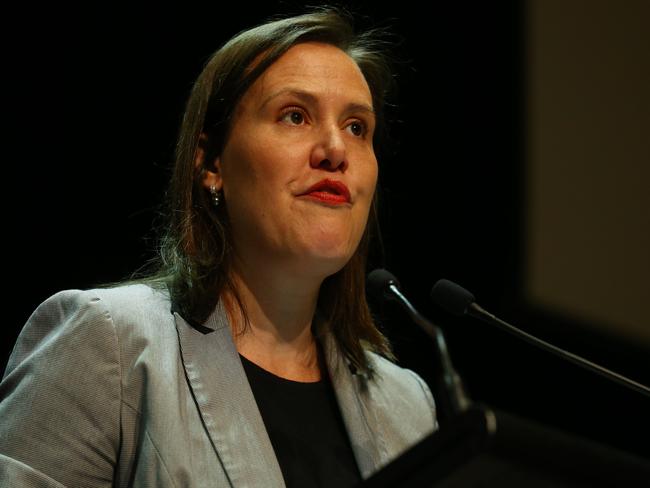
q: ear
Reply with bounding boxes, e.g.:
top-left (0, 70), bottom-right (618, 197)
top-left (195, 133), bottom-right (223, 191)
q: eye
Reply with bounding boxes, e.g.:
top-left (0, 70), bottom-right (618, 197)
top-left (280, 108), bottom-right (306, 126)
top-left (346, 120), bottom-right (367, 137)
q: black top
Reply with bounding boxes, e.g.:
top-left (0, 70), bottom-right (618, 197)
top-left (240, 353), bottom-right (362, 488)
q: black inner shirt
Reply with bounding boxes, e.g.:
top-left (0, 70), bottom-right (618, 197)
top-left (240, 353), bottom-right (362, 488)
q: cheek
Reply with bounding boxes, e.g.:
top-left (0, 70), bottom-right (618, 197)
top-left (221, 136), bottom-right (279, 199)
top-left (353, 162), bottom-right (378, 238)
top-left (349, 168), bottom-right (378, 240)
top-left (358, 158), bottom-right (379, 205)
top-left (220, 138), bottom-right (301, 241)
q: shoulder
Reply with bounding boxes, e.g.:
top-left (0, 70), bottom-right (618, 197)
top-left (29, 283), bottom-right (169, 320)
top-left (88, 283), bottom-right (172, 324)
top-left (6, 283), bottom-right (180, 419)
top-left (1, 287), bottom-right (165, 485)
top-left (33, 283), bottom-right (172, 331)
top-left (345, 350), bottom-right (438, 467)
top-left (12, 284), bottom-right (174, 369)
top-left (366, 351), bottom-right (434, 404)
top-left (364, 350), bottom-right (438, 431)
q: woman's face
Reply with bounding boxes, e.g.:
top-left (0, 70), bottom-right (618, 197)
top-left (207, 42), bottom-right (378, 279)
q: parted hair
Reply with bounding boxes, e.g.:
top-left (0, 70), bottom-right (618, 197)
top-left (148, 7), bottom-right (396, 374)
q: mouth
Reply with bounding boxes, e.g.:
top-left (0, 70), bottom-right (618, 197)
top-left (299, 179), bottom-right (352, 205)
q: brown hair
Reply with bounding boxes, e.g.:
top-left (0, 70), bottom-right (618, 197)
top-left (147, 7), bottom-right (396, 374)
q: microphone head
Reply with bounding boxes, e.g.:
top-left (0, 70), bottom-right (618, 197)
top-left (431, 279), bottom-right (475, 316)
top-left (367, 268), bottom-right (400, 301)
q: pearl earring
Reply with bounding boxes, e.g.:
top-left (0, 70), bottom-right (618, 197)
top-left (209, 185), bottom-right (221, 207)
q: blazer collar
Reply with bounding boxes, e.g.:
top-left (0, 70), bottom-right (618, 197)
top-left (174, 302), bottom-right (383, 486)
top-left (174, 301), bottom-right (285, 487)
top-left (317, 321), bottom-right (384, 479)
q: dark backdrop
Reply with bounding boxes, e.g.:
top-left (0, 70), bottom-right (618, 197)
top-left (5, 1), bottom-right (648, 459)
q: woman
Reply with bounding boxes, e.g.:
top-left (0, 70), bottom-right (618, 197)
top-left (0, 8), bottom-right (437, 487)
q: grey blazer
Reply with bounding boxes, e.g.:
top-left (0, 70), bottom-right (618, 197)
top-left (0, 284), bottom-right (437, 487)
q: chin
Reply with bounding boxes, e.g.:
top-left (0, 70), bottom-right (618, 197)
top-left (311, 258), bottom-right (351, 280)
top-left (305, 245), bottom-right (355, 277)
top-left (288, 227), bottom-right (363, 276)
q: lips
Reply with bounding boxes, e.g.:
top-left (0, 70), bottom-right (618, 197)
top-left (299, 179), bottom-right (351, 204)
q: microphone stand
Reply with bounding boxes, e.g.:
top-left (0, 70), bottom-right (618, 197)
top-left (386, 282), bottom-right (472, 416)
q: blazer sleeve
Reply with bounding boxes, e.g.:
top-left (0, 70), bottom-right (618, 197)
top-left (0, 290), bottom-right (121, 488)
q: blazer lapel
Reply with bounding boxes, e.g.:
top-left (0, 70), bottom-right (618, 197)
top-left (174, 301), bottom-right (285, 488)
top-left (319, 328), bottom-right (384, 479)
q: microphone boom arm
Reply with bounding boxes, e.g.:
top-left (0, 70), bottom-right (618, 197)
top-left (468, 303), bottom-right (650, 397)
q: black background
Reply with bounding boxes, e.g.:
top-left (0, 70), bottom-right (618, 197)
top-left (4, 1), bottom-right (649, 460)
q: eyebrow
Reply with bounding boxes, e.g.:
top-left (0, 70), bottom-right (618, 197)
top-left (260, 88), bottom-right (375, 117)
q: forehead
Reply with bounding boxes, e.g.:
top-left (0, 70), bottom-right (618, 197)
top-left (246, 42), bottom-right (373, 106)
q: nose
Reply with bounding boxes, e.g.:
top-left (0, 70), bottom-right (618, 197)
top-left (309, 125), bottom-right (348, 172)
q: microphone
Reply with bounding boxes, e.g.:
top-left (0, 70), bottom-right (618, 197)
top-left (368, 269), bottom-right (471, 416)
top-left (431, 279), bottom-right (650, 397)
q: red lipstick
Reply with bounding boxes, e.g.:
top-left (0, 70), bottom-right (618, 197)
top-left (299, 179), bottom-right (351, 205)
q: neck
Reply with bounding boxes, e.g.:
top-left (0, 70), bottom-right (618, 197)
top-left (225, 257), bottom-right (325, 382)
